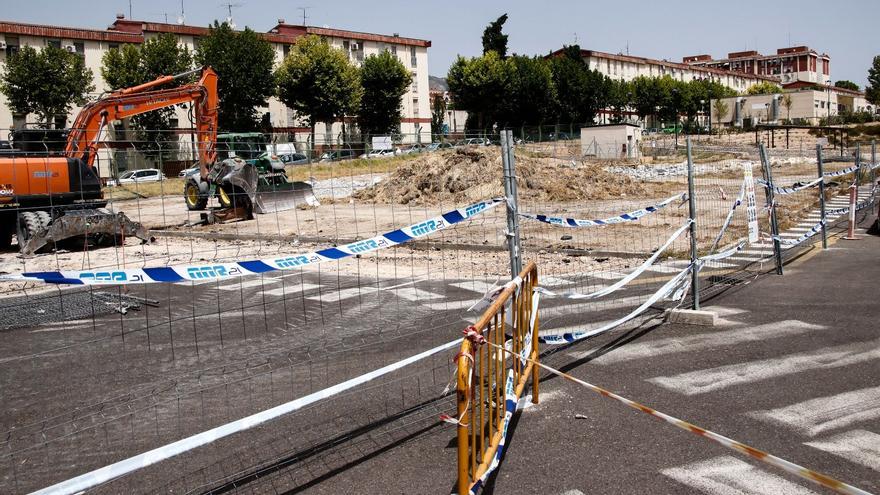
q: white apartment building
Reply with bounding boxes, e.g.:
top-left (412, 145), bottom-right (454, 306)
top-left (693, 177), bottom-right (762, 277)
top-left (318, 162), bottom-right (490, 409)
top-left (684, 46), bottom-right (831, 86)
top-left (0, 16), bottom-right (432, 147)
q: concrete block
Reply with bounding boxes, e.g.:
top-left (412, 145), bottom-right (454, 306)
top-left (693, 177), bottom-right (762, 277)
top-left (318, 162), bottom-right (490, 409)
top-left (665, 309), bottom-right (717, 326)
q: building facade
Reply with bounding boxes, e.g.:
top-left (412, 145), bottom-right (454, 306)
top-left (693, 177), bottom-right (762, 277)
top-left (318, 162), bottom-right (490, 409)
top-left (710, 86), bottom-right (873, 128)
top-left (0, 15), bottom-right (432, 148)
top-left (683, 46), bottom-right (830, 86)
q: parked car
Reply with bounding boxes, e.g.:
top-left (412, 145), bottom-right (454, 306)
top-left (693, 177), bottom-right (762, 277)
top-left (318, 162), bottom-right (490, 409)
top-left (459, 138), bottom-right (491, 146)
top-left (361, 148), bottom-right (396, 159)
top-left (178, 166), bottom-right (199, 178)
top-left (108, 168), bottom-right (166, 186)
top-left (398, 144), bottom-right (424, 154)
top-left (425, 142), bottom-right (454, 151)
top-left (279, 152), bottom-right (310, 165)
top-left (318, 149), bottom-right (357, 162)
top-left (661, 125), bottom-right (683, 134)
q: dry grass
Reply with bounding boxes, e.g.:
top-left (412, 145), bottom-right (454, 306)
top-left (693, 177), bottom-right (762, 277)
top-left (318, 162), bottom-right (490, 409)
top-left (103, 178), bottom-right (185, 201)
top-left (284, 154), bottom-right (423, 182)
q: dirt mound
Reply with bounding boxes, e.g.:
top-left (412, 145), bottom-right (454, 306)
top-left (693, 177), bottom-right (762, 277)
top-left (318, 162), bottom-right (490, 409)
top-left (354, 147), bottom-right (676, 205)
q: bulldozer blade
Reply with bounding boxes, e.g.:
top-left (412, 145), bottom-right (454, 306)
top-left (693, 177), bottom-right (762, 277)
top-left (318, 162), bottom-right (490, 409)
top-left (20, 209), bottom-right (153, 256)
top-left (252, 181), bottom-right (320, 214)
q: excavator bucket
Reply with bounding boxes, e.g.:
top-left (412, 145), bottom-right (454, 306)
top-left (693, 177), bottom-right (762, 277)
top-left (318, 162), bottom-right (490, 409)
top-left (252, 180), bottom-right (319, 214)
top-left (19, 209), bottom-right (153, 256)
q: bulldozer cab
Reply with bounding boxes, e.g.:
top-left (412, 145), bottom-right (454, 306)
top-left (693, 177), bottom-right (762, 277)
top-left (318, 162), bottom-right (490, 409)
top-left (217, 133), bottom-right (270, 162)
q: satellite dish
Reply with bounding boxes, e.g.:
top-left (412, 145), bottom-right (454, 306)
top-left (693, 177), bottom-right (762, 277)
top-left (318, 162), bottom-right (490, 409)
top-left (177, 15), bottom-right (185, 24)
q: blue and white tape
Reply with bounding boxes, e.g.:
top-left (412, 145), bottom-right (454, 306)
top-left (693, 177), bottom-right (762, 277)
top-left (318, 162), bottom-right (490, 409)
top-left (825, 194), bottom-right (876, 217)
top-left (468, 369), bottom-right (516, 495)
top-left (535, 219), bottom-right (692, 301)
top-left (756, 177), bottom-right (823, 195)
top-left (4, 198), bottom-right (504, 285)
top-left (699, 241), bottom-right (747, 264)
top-left (773, 220), bottom-right (826, 246)
top-left (824, 164), bottom-right (860, 178)
top-left (519, 192), bottom-right (685, 228)
top-left (539, 265), bottom-right (692, 345)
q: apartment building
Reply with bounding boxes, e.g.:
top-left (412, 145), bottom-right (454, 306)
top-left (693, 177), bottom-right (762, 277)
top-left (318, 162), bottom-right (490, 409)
top-left (711, 86), bottom-right (873, 128)
top-left (684, 46), bottom-right (831, 86)
top-left (0, 15), bottom-right (432, 145)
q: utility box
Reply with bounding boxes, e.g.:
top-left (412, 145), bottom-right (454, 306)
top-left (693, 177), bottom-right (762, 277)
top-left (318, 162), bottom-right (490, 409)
top-left (580, 123), bottom-right (641, 160)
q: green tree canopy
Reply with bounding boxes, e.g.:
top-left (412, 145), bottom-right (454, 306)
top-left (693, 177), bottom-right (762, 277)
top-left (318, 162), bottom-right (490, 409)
top-left (358, 50), bottom-right (411, 136)
top-left (605, 78), bottom-right (632, 123)
top-left (195, 21), bottom-right (275, 131)
top-left (447, 51), bottom-right (508, 129)
top-left (481, 14), bottom-right (509, 57)
top-left (275, 34), bottom-right (362, 146)
top-left (1, 45), bottom-right (94, 127)
top-left (549, 45), bottom-right (606, 125)
top-left (101, 33), bottom-right (192, 148)
top-left (498, 55), bottom-right (556, 126)
top-left (431, 93), bottom-right (447, 137)
top-left (866, 56), bottom-right (880, 105)
top-left (834, 80), bottom-right (860, 91)
top-left (745, 81), bottom-right (783, 95)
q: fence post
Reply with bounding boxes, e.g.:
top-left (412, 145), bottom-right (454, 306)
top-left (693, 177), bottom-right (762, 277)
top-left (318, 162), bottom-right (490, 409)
top-left (685, 137), bottom-right (700, 310)
top-left (871, 139), bottom-right (877, 186)
top-left (759, 144), bottom-right (783, 275)
top-left (816, 144), bottom-right (827, 249)
top-left (456, 342), bottom-right (471, 495)
top-left (501, 129), bottom-right (522, 278)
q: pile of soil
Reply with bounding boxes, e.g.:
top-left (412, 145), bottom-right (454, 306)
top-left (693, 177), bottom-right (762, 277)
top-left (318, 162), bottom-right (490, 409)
top-left (353, 147), bottom-right (678, 205)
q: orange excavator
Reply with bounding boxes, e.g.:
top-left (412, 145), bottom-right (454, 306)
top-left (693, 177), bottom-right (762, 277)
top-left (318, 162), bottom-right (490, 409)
top-left (0, 67), bottom-right (218, 254)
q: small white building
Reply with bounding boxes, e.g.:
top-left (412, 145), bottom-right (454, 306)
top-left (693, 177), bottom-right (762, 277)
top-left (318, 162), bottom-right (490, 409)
top-left (580, 123), bottom-right (641, 159)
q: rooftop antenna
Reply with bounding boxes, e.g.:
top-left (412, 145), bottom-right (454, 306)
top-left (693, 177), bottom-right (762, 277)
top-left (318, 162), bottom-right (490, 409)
top-left (573, 32), bottom-right (578, 44)
top-left (220, 2), bottom-right (242, 28)
top-left (626, 40), bottom-right (629, 55)
top-left (297, 6), bottom-right (312, 26)
top-left (177, 0), bottom-right (185, 24)
top-left (128, 0), bottom-right (133, 19)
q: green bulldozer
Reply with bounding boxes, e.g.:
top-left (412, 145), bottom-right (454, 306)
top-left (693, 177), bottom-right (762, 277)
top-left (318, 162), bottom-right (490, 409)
top-left (183, 132), bottom-right (318, 215)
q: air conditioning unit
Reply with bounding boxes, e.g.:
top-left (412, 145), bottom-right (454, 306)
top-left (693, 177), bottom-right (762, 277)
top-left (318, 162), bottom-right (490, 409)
top-left (0, 41), bottom-right (6, 51)
top-left (63, 44), bottom-right (76, 53)
top-left (350, 42), bottom-right (361, 52)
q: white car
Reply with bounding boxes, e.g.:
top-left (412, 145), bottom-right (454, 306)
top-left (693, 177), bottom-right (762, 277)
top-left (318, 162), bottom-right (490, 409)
top-left (110, 169), bottom-right (166, 186)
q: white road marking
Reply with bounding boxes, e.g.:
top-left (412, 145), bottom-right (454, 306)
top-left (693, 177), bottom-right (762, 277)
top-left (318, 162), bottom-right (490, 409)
top-left (261, 283), bottom-right (321, 297)
top-left (585, 320), bottom-right (823, 365)
top-left (805, 430), bottom-right (880, 470)
top-left (661, 456), bottom-right (818, 495)
top-left (749, 386), bottom-right (880, 437)
top-left (307, 287), bottom-right (370, 303)
top-left (217, 278), bottom-right (281, 291)
top-left (449, 280), bottom-right (497, 294)
top-left (384, 286), bottom-right (444, 301)
top-left (648, 338), bottom-right (880, 395)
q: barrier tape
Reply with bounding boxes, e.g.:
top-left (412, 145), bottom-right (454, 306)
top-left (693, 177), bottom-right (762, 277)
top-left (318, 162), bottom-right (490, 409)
top-left (773, 220), bottom-right (826, 246)
top-left (824, 164), bottom-right (860, 178)
top-left (3, 198), bottom-right (504, 286)
top-left (485, 345), bottom-right (872, 495)
top-left (698, 241), bottom-right (747, 263)
top-left (825, 193), bottom-right (877, 217)
top-left (32, 335), bottom-right (466, 495)
top-left (709, 179), bottom-right (746, 254)
top-left (536, 220), bottom-right (692, 301)
top-left (755, 177), bottom-right (823, 195)
top-left (519, 192), bottom-right (686, 228)
top-left (467, 369), bottom-right (516, 495)
top-left (539, 265), bottom-right (692, 345)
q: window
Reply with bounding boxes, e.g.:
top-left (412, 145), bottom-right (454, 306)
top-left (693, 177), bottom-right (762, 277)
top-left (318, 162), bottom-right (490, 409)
top-left (74, 42), bottom-right (85, 59)
top-left (6, 36), bottom-right (19, 57)
top-left (378, 42), bottom-right (386, 53)
top-left (391, 45), bottom-right (397, 57)
top-left (283, 44), bottom-right (290, 58)
top-left (412, 98), bottom-right (419, 118)
top-left (47, 39), bottom-right (61, 49)
top-left (411, 72), bottom-right (418, 93)
top-left (410, 46), bottom-right (417, 67)
top-left (108, 42), bottom-right (119, 51)
top-left (12, 113), bottom-right (26, 130)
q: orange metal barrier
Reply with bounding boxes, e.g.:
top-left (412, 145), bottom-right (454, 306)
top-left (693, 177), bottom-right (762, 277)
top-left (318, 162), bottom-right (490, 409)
top-left (455, 261), bottom-right (539, 495)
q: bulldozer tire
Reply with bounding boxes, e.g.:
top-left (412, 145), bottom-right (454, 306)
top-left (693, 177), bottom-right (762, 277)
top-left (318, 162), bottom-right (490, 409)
top-left (184, 181), bottom-right (208, 210)
top-left (219, 184), bottom-right (252, 214)
top-left (217, 184), bottom-right (234, 209)
top-left (0, 221), bottom-right (12, 250)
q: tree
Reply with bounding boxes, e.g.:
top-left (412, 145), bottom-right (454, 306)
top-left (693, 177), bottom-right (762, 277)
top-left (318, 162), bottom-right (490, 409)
top-left (781, 93), bottom-right (793, 122)
top-left (447, 51), bottom-right (508, 130)
top-left (605, 78), bottom-right (632, 123)
top-left (196, 21), bottom-right (275, 131)
top-left (745, 81), bottom-right (782, 95)
top-left (431, 93), bottom-right (447, 137)
top-left (713, 98), bottom-right (729, 130)
top-left (0, 45), bottom-right (94, 127)
top-left (102, 33), bottom-right (192, 152)
top-left (498, 55), bottom-right (556, 127)
top-left (482, 14), bottom-right (509, 58)
top-left (358, 51), bottom-right (411, 137)
top-left (834, 80), bottom-right (860, 91)
top-left (276, 35), bottom-right (362, 148)
top-left (549, 45), bottom-right (606, 125)
top-left (866, 56), bottom-right (880, 105)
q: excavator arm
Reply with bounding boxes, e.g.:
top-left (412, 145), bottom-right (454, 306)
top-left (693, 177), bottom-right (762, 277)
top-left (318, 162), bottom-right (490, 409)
top-left (65, 67), bottom-right (218, 180)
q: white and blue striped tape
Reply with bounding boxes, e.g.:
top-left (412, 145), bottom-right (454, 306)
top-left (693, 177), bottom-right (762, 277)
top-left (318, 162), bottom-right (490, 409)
top-left (825, 186), bottom-right (878, 217)
top-left (468, 369), bottom-right (516, 495)
top-left (756, 177), bottom-right (823, 195)
top-left (3, 198), bottom-right (504, 286)
top-left (773, 220), bottom-right (826, 246)
top-left (519, 192), bottom-right (685, 228)
top-left (824, 164), bottom-right (860, 178)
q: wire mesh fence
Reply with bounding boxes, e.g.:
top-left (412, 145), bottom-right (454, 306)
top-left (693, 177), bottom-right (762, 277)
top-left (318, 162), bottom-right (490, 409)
top-left (0, 126), bottom-right (877, 493)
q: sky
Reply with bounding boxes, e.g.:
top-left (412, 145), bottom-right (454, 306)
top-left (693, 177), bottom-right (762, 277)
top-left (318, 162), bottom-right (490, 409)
top-left (2, 0), bottom-right (879, 87)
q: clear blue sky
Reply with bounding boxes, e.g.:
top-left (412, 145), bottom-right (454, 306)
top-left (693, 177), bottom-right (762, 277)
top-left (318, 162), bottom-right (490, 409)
top-left (3, 0), bottom-right (878, 87)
